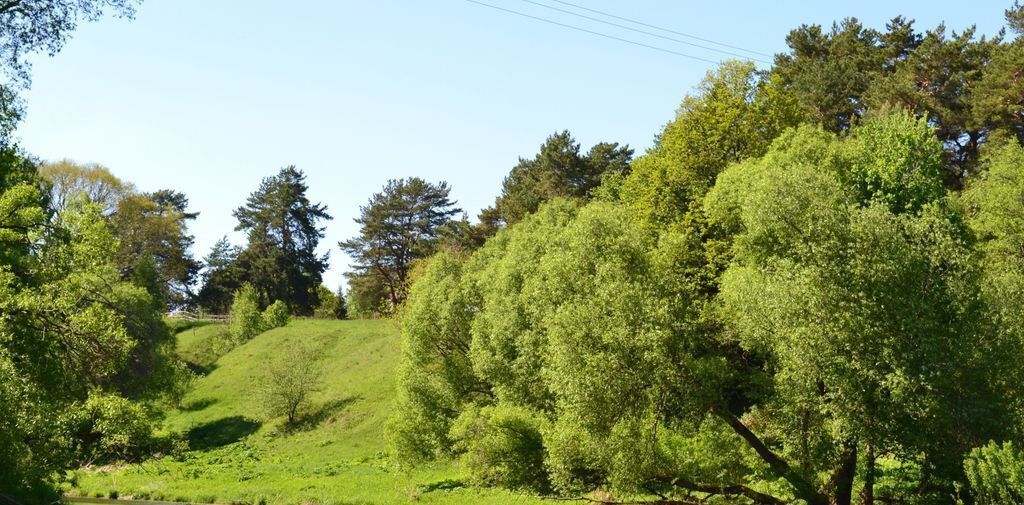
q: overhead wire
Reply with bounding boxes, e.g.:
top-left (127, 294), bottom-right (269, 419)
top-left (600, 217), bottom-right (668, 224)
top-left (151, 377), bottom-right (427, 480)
top-left (518, 0), bottom-right (772, 64)
top-left (547, 0), bottom-right (774, 58)
top-left (464, 0), bottom-right (723, 65)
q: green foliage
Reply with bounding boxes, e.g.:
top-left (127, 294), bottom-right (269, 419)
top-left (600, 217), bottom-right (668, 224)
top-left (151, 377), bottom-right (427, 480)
top-left (0, 152), bottom-right (186, 497)
top-left (482, 131), bottom-right (632, 228)
top-left (341, 177), bottom-right (461, 314)
top-left (395, 199), bottom-right (735, 494)
top-left (450, 405), bottom-right (550, 492)
top-left (39, 159), bottom-right (131, 214)
top-left (620, 61), bottom-right (804, 226)
top-left (345, 269), bottom-right (389, 319)
top-left (390, 250), bottom-right (481, 461)
top-left (233, 166), bottom-right (332, 315)
top-left (311, 284), bottom-right (348, 319)
top-left (262, 299), bottom-right (291, 330)
top-left (112, 190), bottom-right (200, 309)
top-left (196, 236), bottom-right (242, 314)
top-left (710, 114), bottom-right (1012, 502)
top-left (229, 284), bottom-right (265, 344)
top-left (253, 342), bottom-right (321, 424)
top-left (964, 441), bottom-right (1024, 505)
top-left (0, 348), bottom-right (65, 499)
top-left (67, 392), bottom-right (155, 463)
top-left (839, 108), bottom-right (947, 213)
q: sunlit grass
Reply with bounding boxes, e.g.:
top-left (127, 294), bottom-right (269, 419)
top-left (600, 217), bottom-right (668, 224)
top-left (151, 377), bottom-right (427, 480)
top-left (66, 319), bottom-right (547, 505)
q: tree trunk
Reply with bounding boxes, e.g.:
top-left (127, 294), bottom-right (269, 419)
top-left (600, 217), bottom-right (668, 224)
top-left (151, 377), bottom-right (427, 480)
top-left (830, 440), bottom-right (858, 505)
top-left (861, 444), bottom-right (874, 505)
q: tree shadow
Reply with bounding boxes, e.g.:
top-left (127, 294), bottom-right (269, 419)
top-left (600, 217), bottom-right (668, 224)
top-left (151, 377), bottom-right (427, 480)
top-left (284, 396), bottom-right (360, 434)
top-left (186, 416), bottom-right (260, 450)
top-left (168, 319), bottom-right (214, 334)
top-left (179, 397), bottom-right (218, 412)
top-left (184, 360), bottom-right (217, 376)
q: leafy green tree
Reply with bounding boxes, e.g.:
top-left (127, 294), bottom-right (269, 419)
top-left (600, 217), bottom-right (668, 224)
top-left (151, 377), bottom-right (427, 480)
top-left (395, 112), bottom-right (1020, 504)
top-left (111, 190), bottom-right (200, 309)
top-left (39, 159), bottom-right (131, 214)
top-left (707, 115), bottom-right (1014, 504)
top-left (344, 269), bottom-right (389, 319)
top-left (311, 284), bottom-right (347, 319)
top-left (332, 286), bottom-right (348, 320)
top-left (481, 131), bottom-right (632, 228)
top-left (228, 283), bottom-right (265, 345)
top-left (773, 17), bottom-right (916, 133)
top-left (66, 391), bottom-right (155, 464)
top-left (341, 177), bottom-right (460, 313)
top-left (450, 405), bottom-right (550, 492)
top-left (390, 249), bottom-right (485, 461)
top-left (0, 163), bottom-right (180, 497)
top-left (233, 166), bottom-right (332, 315)
top-left (254, 342), bottom-right (322, 425)
top-left (620, 60), bottom-right (803, 226)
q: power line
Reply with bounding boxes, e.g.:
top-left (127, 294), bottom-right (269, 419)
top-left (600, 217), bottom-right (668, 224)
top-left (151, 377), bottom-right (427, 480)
top-left (520, 0), bottom-right (771, 64)
top-left (465, 0), bottom-right (722, 65)
top-left (548, 0), bottom-right (774, 58)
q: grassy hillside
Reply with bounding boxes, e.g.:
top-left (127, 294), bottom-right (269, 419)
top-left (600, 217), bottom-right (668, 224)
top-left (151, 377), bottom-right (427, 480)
top-left (66, 319), bottom-right (546, 505)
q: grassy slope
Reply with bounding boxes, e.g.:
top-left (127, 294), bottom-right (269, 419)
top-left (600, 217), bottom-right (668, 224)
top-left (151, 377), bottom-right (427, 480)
top-left (67, 319), bottom-right (545, 505)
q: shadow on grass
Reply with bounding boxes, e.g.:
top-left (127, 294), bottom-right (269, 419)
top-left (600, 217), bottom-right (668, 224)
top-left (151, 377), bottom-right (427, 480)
top-left (187, 415), bottom-right (261, 450)
top-left (184, 360), bottom-right (217, 376)
top-left (283, 396), bottom-right (360, 434)
top-left (179, 397), bottom-right (218, 412)
top-left (168, 319), bottom-right (215, 334)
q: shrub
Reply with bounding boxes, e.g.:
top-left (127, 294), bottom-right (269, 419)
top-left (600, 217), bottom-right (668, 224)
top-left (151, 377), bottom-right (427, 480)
top-left (262, 300), bottom-right (290, 329)
top-left (67, 392), bottom-right (155, 463)
top-left (964, 441), bottom-right (1024, 504)
top-left (449, 405), bottom-right (550, 492)
top-left (228, 284), bottom-right (265, 344)
top-left (253, 343), bottom-right (322, 424)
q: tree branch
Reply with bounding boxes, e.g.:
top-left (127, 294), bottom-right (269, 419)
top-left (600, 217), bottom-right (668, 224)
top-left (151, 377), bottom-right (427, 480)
top-left (672, 478), bottom-right (787, 505)
top-left (540, 496), bottom-right (700, 505)
top-left (713, 407), bottom-right (828, 505)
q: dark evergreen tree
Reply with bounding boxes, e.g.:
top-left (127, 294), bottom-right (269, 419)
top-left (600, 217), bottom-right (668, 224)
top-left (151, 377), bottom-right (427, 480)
top-left (233, 166), bottom-right (331, 315)
top-left (481, 131), bottom-right (632, 229)
top-left (195, 236), bottom-right (242, 314)
top-left (340, 177), bottom-right (460, 312)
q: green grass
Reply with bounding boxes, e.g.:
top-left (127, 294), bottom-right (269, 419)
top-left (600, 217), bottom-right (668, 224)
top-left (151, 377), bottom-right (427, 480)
top-left (66, 319), bottom-right (547, 505)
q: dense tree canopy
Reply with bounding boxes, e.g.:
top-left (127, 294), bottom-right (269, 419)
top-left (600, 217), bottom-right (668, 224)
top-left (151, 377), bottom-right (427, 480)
top-left (6, 1), bottom-right (1024, 503)
top-left (620, 61), bottom-right (804, 226)
top-left (395, 109), bottom-right (1024, 505)
top-left (1, 152), bottom-right (184, 498)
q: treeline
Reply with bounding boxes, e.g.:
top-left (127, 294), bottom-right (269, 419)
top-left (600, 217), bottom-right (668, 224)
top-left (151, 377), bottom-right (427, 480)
top-left (391, 4), bottom-right (1024, 505)
top-left (3, 0), bottom-right (1024, 503)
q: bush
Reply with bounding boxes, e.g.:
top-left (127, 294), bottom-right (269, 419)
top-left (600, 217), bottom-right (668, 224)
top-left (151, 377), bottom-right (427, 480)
top-left (449, 405), bottom-right (550, 492)
top-left (67, 392), bottom-right (155, 463)
top-left (964, 441), bottom-right (1024, 504)
top-left (262, 300), bottom-right (290, 329)
top-left (253, 343), bottom-right (322, 424)
top-left (228, 284), bottom-right (265, 344)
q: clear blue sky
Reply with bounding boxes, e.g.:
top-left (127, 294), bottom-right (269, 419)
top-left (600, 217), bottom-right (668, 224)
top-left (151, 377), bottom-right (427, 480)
top-left (15, 0), bottom-right (1012, 289)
